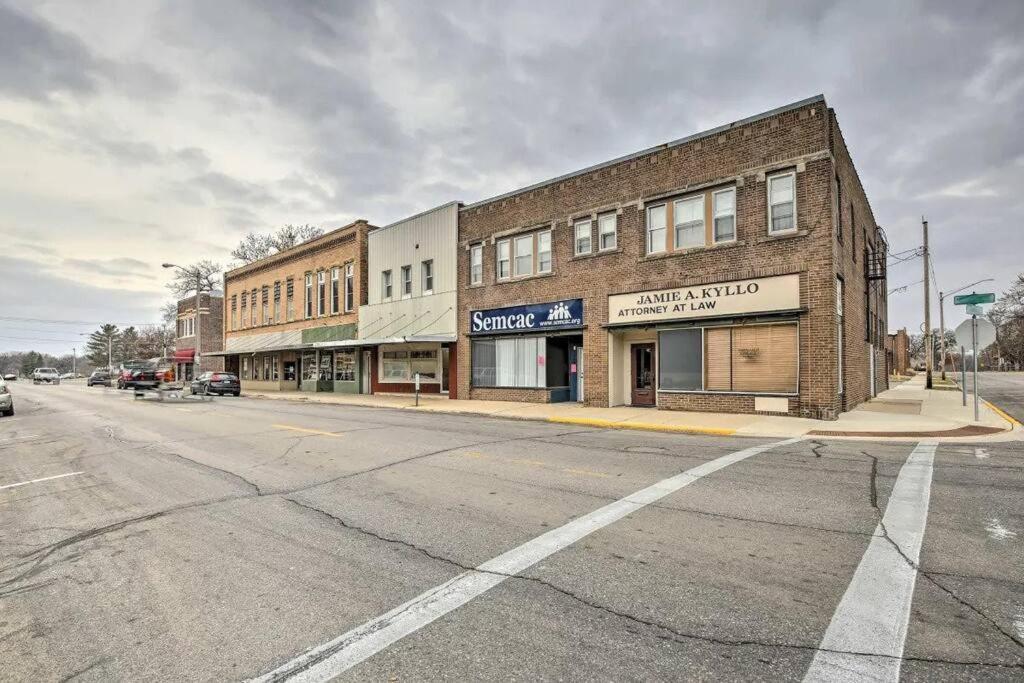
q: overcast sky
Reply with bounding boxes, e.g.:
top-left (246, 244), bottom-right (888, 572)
top-left (2, 0), bottom-right (1022, 355)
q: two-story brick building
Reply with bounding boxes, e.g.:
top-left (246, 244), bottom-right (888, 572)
top-left (456, 95), bottom-right (887, 419)
top-left (171, 290), bottom-right (224, 381)
top-left (212, 220), bottom-right (374, 393)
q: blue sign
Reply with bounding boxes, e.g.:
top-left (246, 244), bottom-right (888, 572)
top-left (470, 298), bottom-right (583, 335)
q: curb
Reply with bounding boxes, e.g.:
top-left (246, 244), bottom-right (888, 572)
top-left (546, 416), bottom-right (736, 436)
top-left (984, 400), bottom-right (1022, 429)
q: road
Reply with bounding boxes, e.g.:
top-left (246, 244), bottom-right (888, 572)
top-left (980, 372), bottom-right (1024, 424)
top-left (1, 382), bottom-right (1022, 681)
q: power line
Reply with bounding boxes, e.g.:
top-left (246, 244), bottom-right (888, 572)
top-left (0, 335), bottom-right (81, 343)
top-left (0, 315), bottom-right (155, 326)
top-left (889, 279), bottom-right (923, 295)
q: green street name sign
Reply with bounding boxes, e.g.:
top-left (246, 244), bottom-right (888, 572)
top-left (954, 292), bottom-right (995, 306)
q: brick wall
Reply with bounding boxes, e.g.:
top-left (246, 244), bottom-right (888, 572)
top-left (175, 292), bottom-right (224, 373)
top-left (223, 221), bottom-right (373, 345)
top-left (456, 96), bottom-right (885, 418)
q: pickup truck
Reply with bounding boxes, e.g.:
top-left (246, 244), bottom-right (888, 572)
top-left (32, 368), bottom-right (61, 385)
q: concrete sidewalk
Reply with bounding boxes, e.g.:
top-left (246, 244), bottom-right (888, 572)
top-left (243, 374), bottom-right (1021, 441)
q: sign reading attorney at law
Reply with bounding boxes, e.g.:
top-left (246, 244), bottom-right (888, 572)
top-left (470, 298), bottom-right (583, 335)
top-left (608, 274), bottom-right (801, 325)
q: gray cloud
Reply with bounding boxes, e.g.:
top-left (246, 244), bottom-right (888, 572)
top-left (1, 0), bottom-right (1023, 348)
top-left (63, 256), bottom-right (152, 278)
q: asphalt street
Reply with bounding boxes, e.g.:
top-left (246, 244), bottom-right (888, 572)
top-left (979, 372), bottom-right (1024, 424)
top-left (1, 381), bottom-right (1022, 681)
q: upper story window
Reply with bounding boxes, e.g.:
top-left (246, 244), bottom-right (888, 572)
top-left (382, 269), bottom-right (393, 299)
top-left (250, 288), bottom-right (257, 326)
top-left (712, 188), bottom-right (736, 243)
top-left (496, 239), bottom-right (511, 280)
top-left (240, 291), bottom-right (248, 328)
top-left (421, 260), bottom-right (434, 295)
top-left (674, 195), bottom-right (704, 249)
top-left (317, 271), bottom-right (326, 316)
top-left (470, 244), bottom-right (483, 285)
top-left (273, 282), bottom-right (281, 323)
top-left (537, 230), bottom-right (552, 273)
top-left (261, 286), bottom-right (269, 325)
top-left (598, 212), bottom-right (617, 251)
top-left (574, 219), bottom-right (592, 256)
top-left (513, 234), bottom-right (533, 277)
top-left (344, 263), bottom-right (354, 311)
top-left (768, 171), bottom-right (796, 234)
top-left (304, 273), bottom-right (313, 319)
top-left (330, 267), bottom-right (340, 315)
top-left (230, 295), bottom-right (237, 331)
top-left (647, 204), bottom-right (667, 254)
top-left (401, 265), bottom-right (412, 298)
top-left (835, 174), bottom-right (843, 244)
top-left (286, 277), bottom-right (295, 321)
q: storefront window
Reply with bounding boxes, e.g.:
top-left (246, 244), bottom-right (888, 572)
top-left (335, 350), bottom-right (356, 381)
top-left (471, 337), bottom-right (546, 388)
top-left (301, 353), bottom-right (317, 381)
top-left (381, 348), bottom-right (438, 381)
top-left (658, 329), bottom-right (702, 390)
top-left (318, 352), bottom-right (332, 381)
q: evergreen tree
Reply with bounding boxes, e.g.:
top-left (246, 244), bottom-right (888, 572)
top-left (85, 324), bottom-right (120, 369)
top-left (118, 326), bottom-right (141, 361)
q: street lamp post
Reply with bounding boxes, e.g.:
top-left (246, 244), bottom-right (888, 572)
top-left (163, 263), bottom-right (203, 379)
top-left (938, 278), bottom-right (994, 380)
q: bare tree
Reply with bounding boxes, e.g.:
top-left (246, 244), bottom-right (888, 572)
top-left (230, 224), bottom-right (324, 265)
top-left (165, 260), bottom-right (221, 299)
top-left (230, 232), bottom-right (277, 264)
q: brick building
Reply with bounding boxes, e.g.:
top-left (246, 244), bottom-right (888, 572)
top-left (172, 290), bottom-right (224, 380)
top-left (211, 220), bottom-right (374, 392)
top-left (886, 328), bottom-right (911, 376)
top-left (456, 95), bottom-right (888, 419)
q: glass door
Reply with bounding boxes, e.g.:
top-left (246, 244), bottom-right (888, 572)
top-left (631, 343), bottom-right (656, 406)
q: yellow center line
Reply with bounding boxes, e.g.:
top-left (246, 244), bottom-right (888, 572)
top-left (273, 424), bottom-right (343, 438)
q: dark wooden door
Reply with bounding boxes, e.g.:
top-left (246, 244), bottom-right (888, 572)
top-left (631, 343), bottom-right (655, 406)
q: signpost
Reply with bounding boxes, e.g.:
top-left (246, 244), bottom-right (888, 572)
top-left (954, 301), bottom-right (995, 421)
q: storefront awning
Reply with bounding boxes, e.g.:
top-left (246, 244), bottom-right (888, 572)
top-left (205, 329), bottom-right (312, 356)
top-left (312, 333), bottom-right (456, 349)
top-left (171, 348), bottom-right (195, 362)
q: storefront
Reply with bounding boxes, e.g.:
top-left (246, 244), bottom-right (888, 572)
top-left (172, 348), bottom-right (196, 383)
top-left (607, 275), bottom-right (802, 412)
top-left (468, 298), bottom-right (584, 403)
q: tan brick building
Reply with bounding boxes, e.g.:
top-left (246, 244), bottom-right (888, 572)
top-left (212, 220), bottom-right (375, 393)
top-left (456, 95), bottom-right (888, 419)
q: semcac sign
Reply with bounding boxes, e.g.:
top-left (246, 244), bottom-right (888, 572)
top-left (608, 274), bottom-right (800, 325)
top-left (470, 299), bottom-right (583, 335)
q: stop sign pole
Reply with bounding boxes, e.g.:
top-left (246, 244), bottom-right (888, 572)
top-left (953, 293), bottom-right (997, 422)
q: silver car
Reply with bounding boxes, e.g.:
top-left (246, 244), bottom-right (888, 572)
top-left (32, 367), bottom-right (60, 385)
top-left (0, 379), bottom-right (13, 416)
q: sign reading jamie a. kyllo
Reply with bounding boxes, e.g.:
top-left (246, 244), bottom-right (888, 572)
top-left (608, 274), bottom-right (800, 325)
top-left (470, 299), bottom-right (583, 334)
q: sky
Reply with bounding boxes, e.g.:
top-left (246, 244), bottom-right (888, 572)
top-left (2, 0), bottom-right (1022, 355)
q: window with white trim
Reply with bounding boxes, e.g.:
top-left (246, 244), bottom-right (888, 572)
top-left (598, 212), bottom-right (617, 251)
top-left (496, 239), bottom-right (511, 280)
top-left (712, 188), bottom-right (736, 242)
top-left (647, 204), bottom-right (667, 254)
top-left (574, 218), bottom-right (591, 255)
top-left (401, 265), bottom-right (412, 298)
top-left (421, 260), bottom-right (433, 294)
top-left (304, 274), bottom-right (313, 318)
top-left (344, 263), bottom-right (354, 311)
top-left (317, 271), bottom-right (326, 316)
top-left (382, 270), bottom-right (393, 299)
top-left (514, 235), bottom-right (533, 277)
top-left (330, 267), bottom-right (340, 314)
top-left (674, 195), bottom-right (704, 249)
top-left (537, 230), bottom-right (552, 273)
top-left (470, 244), bottom-right (483, 285)
top-left (768, 172), bottom-right (796, 234)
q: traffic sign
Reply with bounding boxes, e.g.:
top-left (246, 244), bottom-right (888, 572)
top-left (954, 292), bottom-right (995, 306)
top-left (955, 317), bottom-right (996, 350)
top-left (966, 304), bottom-right (983, 316)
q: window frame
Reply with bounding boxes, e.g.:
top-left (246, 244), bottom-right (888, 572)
top-left (673, 194), bottom-right (705, 250)
top-left (344, 263), bottom-right (354, 312)
top-left (401, 265), bottom-right (412, 299)
top-left (317, 270), bottom-right (327, 317)
top-left (496, 239), bottom-right (511, 280)
top-left (421, 259), bottom-right (434, 295)
top-left (469, 244), bottom-right (483, 285)
top-left (513, 234), bottom-right (533, 277)
top-left (646, 203), bottom-right (667, 255)
top-left (598, 212), bottom-right (617, 251)
top-left (574, 218), bottom-right (592, 256)
top-left (767, 171), bottom-right (797, 235)
top-left (537, 230), bottom-right (552, 273)
top-left (304, 273), bottom-right (313, 319)
top-left (330, 266), bottom-right (340, 315)
top-left (382, 269), bottom-right (393, 300)
top-left (712, 187), bottom-right (736, 244)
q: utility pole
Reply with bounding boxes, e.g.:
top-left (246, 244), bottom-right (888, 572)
top-left (195, 270), bottom-right (202, 378)
top-left (922, 218), bottom-right (932, 389)
top-left (72, 346), bottom-right (76, 376)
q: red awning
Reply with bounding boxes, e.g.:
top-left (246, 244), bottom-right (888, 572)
top-left (172, 348), bottom-right (195, 362)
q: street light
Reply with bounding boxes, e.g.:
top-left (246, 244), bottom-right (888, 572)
top-left (938, 278), bottom-right (994, 380)
top-left (163, 263), bottom-right (203, 377)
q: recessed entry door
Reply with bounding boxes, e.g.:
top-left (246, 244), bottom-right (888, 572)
top-left (631, 343), bottom-right (656, 406)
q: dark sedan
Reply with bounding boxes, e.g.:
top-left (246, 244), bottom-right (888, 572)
top-left (87, 370), bottom-right (112, 387)
top-left (191, 372), bottom-right (240, 396)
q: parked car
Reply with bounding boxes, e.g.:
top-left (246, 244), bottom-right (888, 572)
top-left (2, 374), bottom-right (16, 381)
top-left (32, 368), bottom-right (60, 384)
top-left (116, 360), bottom-right (154, 389)
top-left (0, 379), bottom-right (13, 416)
top-left (128, 360), bottom-right (177, 394)
top-left (190, 372), bottom-right (241, 396)
top-left (87, 370), bottom-right (112, 387)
